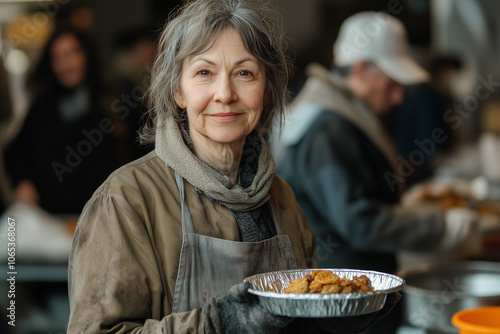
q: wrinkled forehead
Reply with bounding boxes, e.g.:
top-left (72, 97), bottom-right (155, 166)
top-left (180, 25), bottom-right (254, 62)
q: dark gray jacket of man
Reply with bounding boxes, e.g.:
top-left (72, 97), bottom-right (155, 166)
top-left (275, 64), bottom-right (453, 275)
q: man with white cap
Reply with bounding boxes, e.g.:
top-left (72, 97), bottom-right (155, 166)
top-left (275, 12), bottom-right (478, 332)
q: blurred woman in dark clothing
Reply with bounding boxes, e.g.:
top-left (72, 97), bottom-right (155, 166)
top-left (5, 25), bottom-right (118, 214)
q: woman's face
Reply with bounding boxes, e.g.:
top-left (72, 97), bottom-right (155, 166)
top-left (174, 28), bottom-right (267, 146)
top-left (50, 33), bottom-right (87, 89)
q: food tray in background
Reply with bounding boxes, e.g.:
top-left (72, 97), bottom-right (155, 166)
top-left (245, 269), bottom-right (405, 318)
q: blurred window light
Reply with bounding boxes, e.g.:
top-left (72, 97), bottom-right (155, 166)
top-left (4, 48), bottom-right (30, 75)
top-left (5, 12), bottom-right (55, 49)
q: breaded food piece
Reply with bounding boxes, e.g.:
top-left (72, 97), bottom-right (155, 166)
top-left (354, 275), bottom-right (371, 285)
top-left (354, 284), bottom-right (372, 293)
top-left (308, 280), bottom-right (323, 293)
top-left (311, 270), bottom-right (323, 279)
top-left (314, 271), bottom-right (340, 285)
top-left (352, 275), bottom-right (374, 292)
top-left (340, 281), bottom-right (355, 293)
top-left (284, 278), bottom-right (309, 293)
top-left (320, 283), bottom-right (342, 294)
top-left (338, 276), bottom-right (374, 293)
top-left (283, 272), bottom-right (374, 294)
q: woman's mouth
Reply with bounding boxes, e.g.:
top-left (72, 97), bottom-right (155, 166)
top-left (209, 113), bottom-right (242, 122)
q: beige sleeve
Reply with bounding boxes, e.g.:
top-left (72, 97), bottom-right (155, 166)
top-left (67, 193), bottom-right (204, 334)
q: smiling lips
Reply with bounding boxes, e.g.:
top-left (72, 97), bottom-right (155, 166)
top-left (209, 112), bottom-right (243, 122)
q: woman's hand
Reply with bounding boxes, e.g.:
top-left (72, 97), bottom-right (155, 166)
top-left (204, 281), bottom-right (293, 334)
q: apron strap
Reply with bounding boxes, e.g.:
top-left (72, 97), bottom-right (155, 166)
top-left (175, 171), bottom-right (196, 234)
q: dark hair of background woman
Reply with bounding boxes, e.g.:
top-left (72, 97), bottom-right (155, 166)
top-left (30, 23), bottom-right (101, 98)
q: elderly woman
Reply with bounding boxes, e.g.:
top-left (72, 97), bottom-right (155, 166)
top-left (68, 0), bottom-right (397, 333)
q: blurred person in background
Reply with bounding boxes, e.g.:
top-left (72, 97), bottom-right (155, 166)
top-left (391, 55), bottom-right (463, 187)
top-left (111, 26), bottom-right (156, 162)
top-left (274, 12), bottom-right (479, 333)
top-left (4, 24), bottom-right (118, 215)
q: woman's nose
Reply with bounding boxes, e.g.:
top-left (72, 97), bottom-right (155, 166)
top-left (213, 75), bottom-right (236, 104)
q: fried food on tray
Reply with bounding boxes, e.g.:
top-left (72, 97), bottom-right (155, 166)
top-left (283, 277), bottom-right (309, 294)
top-left (320, 283), bottom-right (342, 294)
top-left (284, 270), bottom-right (374, 294)
top-left (313, 270), bottom-right (340, 284)
top-left (308, 280), bottom-right (323, 293)
top-left (420, 187), bottom-right (468, 210)
top-left (415, 186), bottom-right (500, 215)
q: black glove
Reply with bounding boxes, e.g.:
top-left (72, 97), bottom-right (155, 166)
top-left (312, 292), bottom-right (402, 334)
top-left (203, 281), bottom-right (293, 334)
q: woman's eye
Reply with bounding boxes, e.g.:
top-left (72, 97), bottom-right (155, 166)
top-left (238, 71), bottom-right (251, 77)
top-left (198, 70), bottom-right (210, 76)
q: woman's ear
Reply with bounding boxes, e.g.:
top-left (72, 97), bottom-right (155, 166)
top-left (174, 89), bottom-right (186, 109)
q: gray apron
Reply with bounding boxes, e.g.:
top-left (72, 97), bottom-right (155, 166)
top-left (172, 172), bottom-right (297, 313)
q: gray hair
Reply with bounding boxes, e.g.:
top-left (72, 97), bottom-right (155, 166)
top-left (140, 0), bottom-right (292, 144)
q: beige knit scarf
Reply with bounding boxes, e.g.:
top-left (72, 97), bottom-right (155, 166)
top-left (155, 114), bottom-right (275, 211)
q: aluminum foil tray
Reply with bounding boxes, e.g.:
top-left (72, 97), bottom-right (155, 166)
top-left (245, 268), bottom-right (405, 318)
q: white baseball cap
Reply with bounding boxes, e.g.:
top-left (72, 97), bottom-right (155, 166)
top-left (333, 11), bottom-right (428, 85)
